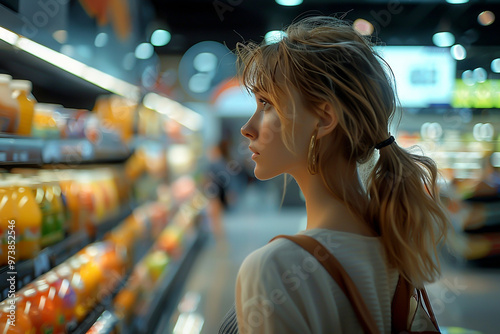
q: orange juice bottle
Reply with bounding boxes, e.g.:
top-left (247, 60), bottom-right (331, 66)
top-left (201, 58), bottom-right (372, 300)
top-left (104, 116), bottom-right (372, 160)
top-left (0, 302), bottom-right (35, 334)
top-left (15, 179), bottom-right (42, 260)
top-left (0, 74), bottom-right (19, 133)
top-left (30, 178), bottom-right (60, 248)
top-left (32, 104), bottom-right (60, 139)
top-left (0, 180), bottom-right (19, 266)
top-left (77, 252), bottom-right (103, 308)
top-left (30, 275), bottom-right (66, 334)
top-left (77, 174), bottom-right (97, 235)
top-left (89, 174), bottom-right (106, 223)
top-left (40, 173), bottom-right (67, 235)
top-left (67, 257), bottom-right (89, 321)
top-left (57, 170), bottom-right (80, 233)
top-left (11, 80), bottom-right (36, 136)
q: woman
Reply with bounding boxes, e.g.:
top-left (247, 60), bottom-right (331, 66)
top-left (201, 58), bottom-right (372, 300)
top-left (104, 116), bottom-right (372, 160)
top-left (219, 16), bottom-right (449, 334)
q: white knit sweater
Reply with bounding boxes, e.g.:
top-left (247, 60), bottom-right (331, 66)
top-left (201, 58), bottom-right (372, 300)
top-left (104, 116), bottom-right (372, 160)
top-left (234, 229), bottom-right (399, 334)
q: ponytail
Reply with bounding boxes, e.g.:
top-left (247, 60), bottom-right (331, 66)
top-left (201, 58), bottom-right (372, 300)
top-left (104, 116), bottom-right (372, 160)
top-left (366, 144), bottom-right (449, 287)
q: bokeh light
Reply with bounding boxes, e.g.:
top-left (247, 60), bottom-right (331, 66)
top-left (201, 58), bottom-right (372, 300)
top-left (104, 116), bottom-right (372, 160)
top-left (94, 33), bottom-right (108, 48)
top-left (265, 30), bottom-right (287, 44)
top-left (275, 0), bottom-right (303, 6)
top-left (151, 29), bottom-right (171, 47)
top-left (135, 43), bottom-right (154, 60)
top-left (473, 67), bottom-right (487, 83)
top-left (353, 19), bottom-right (374, 36)
top-left (450, 44), bottom-right (466, 60)
top-left (461, 70), bottom-right (475, 86)
top-left (478, 11), bottom-right (495, 26)
top-left (432, 32), bottom-right (455, 47)
top-left (491, 58), bottom-right (500, 73)
top-left (193, 52), bottom-right (218, 72)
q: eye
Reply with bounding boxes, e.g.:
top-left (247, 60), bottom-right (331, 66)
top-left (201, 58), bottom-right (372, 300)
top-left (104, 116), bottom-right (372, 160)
top-left (258, 98), bottom-right (270, 110)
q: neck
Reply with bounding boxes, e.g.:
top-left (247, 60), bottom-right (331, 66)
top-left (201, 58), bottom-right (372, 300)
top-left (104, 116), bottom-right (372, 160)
top-left (290, 164), bottom-right (376, 236)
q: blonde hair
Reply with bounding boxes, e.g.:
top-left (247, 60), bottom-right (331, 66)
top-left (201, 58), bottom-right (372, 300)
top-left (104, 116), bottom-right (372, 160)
top-left (236, 16), bottom-right (449, 287)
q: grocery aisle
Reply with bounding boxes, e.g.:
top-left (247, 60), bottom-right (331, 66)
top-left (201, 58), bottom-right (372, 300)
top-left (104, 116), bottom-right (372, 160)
top-left (163, 181), bottom-right (307, 333)
top-left (166, 183), bottom-right (500, 334)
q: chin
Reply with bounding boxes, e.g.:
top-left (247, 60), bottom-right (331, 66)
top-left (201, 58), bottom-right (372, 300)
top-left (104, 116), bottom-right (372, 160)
top-left (254, 167), bottom-right (282, 181)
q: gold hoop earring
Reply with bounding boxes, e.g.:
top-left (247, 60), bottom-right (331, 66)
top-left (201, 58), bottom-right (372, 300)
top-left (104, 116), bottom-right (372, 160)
top-left (308, 128), bottom-right (319, 175)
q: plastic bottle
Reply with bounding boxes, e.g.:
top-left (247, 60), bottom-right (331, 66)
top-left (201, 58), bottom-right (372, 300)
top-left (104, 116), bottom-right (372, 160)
top-left (0, 180), bottom-right (19, 266)
top-left (15, 178), bottom-right (42, 260)
top-left (11, 80), bottom-right (36, 136)
top-left (0, 74), bottom-right (19, 133)
top-left (52, 266), bottom-right (77, 324)
top-left (30, 177), bottom-right (63, 248)
top-left (27, 274), bottom-right (66, 334)
top-left (39, 173), bottom-right (67, 236)
top-left (0, 301), bottom-right (35, 334)
top-left (77, 252), bottom-right (104, 309)
top-left (32, 104), bottom-right (60, 139)
top-left (67, 257), bottom-right (89, 321)
top-left (58, 172), bottom-right (81, 233)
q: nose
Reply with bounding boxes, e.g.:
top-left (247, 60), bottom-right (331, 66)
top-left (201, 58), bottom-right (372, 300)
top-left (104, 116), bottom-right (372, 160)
top-left (241, 120), bottom-right (256, 140)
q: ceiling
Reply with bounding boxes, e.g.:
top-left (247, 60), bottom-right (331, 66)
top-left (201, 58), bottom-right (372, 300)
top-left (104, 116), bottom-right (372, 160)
top-left (150, 0), bottom-right (500, 55)
top-left (1, 0), bottom-right (499, 109)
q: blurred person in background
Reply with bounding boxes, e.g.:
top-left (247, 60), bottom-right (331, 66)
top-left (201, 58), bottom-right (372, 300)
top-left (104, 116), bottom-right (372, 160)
top-left (219, 15), bottom-right (450, 334)
top-left (205, 139), bottom-right (232, 238)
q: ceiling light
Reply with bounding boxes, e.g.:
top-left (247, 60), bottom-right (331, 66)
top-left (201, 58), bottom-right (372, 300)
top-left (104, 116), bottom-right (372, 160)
top-left (478, 11), bottom-right (495, 26)
top-left (15, 37), bottom-right (138, 98)
top-left (275, 0), bottom-right (303, 6)
top-left (0, 26), bottom-right (19, 45)
top-left (94, 32), bottom-right (108, 47)
top-left (432, 32), bottom-right (455, 47)
top-left (353, 19), bottom-right (374, 36)
top-left (491, 58), bottom-right (500, 73)
top-left (450, 44), bottom-right (466, 60)
top-left (135, 43), bottom-right (154, 60)
top-left (151, 29), bottom-right (171, 47)
top-left (445, 0), bottom-right (469, 4)
top-left (265, 30), bottom-right (287, 44)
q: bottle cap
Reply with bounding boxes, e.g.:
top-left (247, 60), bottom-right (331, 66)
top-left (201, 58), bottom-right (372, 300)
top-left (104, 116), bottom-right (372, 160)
top-left (0, 74), bottom-right (12, 84)
top-left (10, 80), bottom-right (32, 93)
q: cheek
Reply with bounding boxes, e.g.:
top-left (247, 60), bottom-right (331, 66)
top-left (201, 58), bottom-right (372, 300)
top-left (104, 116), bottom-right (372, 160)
top-left (260, 114), bottom-right (283, 145)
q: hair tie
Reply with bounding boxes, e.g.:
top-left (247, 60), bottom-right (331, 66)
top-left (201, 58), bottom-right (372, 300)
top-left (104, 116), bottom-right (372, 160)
top-left (375, 135), bottom-right (395, 150)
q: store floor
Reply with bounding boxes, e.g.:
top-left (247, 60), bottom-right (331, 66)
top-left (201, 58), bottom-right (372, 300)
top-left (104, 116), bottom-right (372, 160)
top-left (165, 183), bottom-right (500, 334)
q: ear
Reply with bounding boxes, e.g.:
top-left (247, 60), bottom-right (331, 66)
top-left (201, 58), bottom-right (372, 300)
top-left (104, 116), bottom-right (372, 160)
top-left (316, 102), bottom-right (338, 139)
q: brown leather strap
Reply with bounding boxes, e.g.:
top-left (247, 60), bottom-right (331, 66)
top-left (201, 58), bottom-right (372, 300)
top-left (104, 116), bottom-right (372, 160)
top-left (391, 274), bottom-right (440, 333)
top-left (420, 287), bottom-right (440, 331)
top-left (271, 234), bottom-right (380, 334)
top-left (391, 276), bottom-right (412, 332)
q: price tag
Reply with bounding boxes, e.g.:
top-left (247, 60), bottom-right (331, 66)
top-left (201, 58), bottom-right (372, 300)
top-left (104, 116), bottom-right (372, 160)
top-left (17, 274), bottom-right (32, 290)
top-left (33, 252), bottom-right (51, 277)
top-left (19, 151), bottom-right (29, 162)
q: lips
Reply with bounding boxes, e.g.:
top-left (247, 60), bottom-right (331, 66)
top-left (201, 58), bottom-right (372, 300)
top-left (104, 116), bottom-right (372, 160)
top-left (248, 146), bottom-right (260, 155)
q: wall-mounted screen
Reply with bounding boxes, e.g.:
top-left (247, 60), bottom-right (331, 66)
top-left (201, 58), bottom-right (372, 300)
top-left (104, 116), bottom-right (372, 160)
top-left (376, 46), bottom-right (457, 108)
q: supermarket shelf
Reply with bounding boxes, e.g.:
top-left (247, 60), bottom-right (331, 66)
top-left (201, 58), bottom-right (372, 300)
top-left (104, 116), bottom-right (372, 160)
top-left (94, 203), bottom-right (137, 240)
top-left (0, 135), bottom-right (43, 165)
top-left (66, 204), bottom-right (183, 333)
top-left (0, 203), bottom-right (136, 297)
top-left (66, 279), bottom-right (123, 334)
top-left (0, 230), bottom-right (89, 300)
top-left (135, 226), bottom-right (208, 334)
top-left (0, 135), bottom-right (131, 167)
